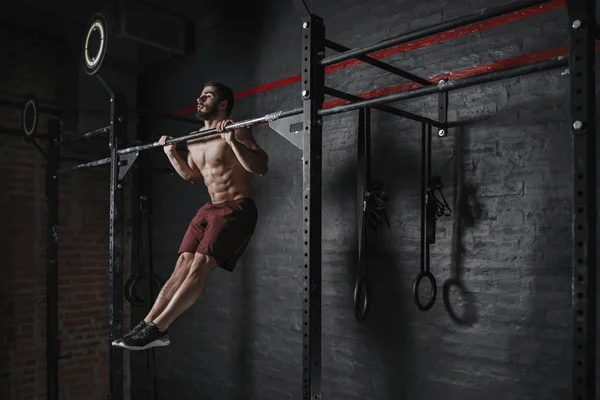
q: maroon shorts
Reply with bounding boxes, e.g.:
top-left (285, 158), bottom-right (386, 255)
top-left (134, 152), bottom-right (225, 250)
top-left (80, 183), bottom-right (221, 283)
top-left (178, 197), bottom-right (258, 272)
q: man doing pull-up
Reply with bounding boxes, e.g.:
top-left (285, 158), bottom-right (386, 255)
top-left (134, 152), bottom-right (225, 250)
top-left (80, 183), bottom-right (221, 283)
top-left (113, 81), bottom-right (268, 350)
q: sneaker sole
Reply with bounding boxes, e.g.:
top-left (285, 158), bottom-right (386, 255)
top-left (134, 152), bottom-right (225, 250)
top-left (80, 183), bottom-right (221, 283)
top-left (110, 323), bottom-right (150, 347)
top-left (119, 339), bottom-right (170, 351)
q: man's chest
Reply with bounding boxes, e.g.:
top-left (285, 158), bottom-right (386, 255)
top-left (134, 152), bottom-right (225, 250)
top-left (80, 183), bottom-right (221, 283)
top-left (187, 137), bottom-right (234, 167)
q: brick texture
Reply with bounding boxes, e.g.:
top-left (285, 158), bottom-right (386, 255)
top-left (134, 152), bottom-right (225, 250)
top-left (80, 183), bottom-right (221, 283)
top-left (0, 25), bottom-right (131, 400)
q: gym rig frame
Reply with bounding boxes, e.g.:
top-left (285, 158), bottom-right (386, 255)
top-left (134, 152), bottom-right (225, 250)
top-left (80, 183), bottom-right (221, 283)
top-left (34, 0), bottom-right (596, 399)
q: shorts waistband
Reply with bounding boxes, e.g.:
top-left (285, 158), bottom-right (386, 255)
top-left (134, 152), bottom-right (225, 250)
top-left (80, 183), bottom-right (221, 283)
top-left (208, 197), bottom-right (254, 207)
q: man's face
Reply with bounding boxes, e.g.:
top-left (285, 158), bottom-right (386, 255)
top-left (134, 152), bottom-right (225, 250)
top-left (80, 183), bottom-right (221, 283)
top-left (196, 86), bottom-right (220, 119)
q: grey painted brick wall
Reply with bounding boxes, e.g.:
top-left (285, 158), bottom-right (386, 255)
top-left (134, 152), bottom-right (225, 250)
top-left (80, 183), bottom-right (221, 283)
top-left (134, 1), bottom-right (595, 399)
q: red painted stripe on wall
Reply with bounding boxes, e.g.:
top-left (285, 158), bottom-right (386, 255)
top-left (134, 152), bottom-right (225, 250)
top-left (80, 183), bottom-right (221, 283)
top-left (235, 0), bottom-right (565, 101)
top-left (323, 40), bottom-right (600, 108)
top-left (171, 0), bottom-right (565, 117)
top-left (322, 45), bottom-right (570, 108)
top-left (324, 0), bottom-right (566, 74)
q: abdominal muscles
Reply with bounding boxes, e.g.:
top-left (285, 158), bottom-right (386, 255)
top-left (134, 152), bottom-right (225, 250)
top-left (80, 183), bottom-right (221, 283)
top-left (189, 137), bottom-right (252, 203)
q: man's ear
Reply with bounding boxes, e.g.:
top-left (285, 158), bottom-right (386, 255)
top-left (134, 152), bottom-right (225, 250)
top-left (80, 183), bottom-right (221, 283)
top-left (218, 100), bottom-right (228, 112)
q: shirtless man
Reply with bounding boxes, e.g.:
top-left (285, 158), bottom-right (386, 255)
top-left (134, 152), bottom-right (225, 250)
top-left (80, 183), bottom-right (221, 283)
top-left (112, 81), bottom-right (268, 350)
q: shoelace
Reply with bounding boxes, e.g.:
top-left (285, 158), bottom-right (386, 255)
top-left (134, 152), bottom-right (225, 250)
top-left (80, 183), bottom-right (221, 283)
top-left (132, 323), bottom-right (156, 339)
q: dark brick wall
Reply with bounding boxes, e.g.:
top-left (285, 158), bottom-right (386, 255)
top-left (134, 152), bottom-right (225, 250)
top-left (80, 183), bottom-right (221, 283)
top-left (0, 24), bottom-right (133, 399)
top-left (139, 1), bottom-right (592, 399)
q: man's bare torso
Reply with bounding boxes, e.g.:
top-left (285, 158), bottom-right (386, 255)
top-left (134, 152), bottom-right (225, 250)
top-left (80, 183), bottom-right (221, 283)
top-left (187, 132), bottom-right (252, 204)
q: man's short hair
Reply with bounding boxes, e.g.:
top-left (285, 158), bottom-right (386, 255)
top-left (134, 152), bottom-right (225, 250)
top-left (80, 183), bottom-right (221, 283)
top-left (203, 81), bottom-right (234, 116)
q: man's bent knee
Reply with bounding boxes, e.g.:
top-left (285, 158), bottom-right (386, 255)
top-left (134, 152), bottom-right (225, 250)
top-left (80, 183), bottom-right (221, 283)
top-left (177, 252), bottom-right (195, 268)
top-left (189, 253), bottom-right (217, 276)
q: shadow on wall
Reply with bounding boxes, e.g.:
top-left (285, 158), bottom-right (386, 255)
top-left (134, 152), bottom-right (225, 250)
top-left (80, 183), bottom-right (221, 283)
top-left (442, 126), bottom-right (480, 327)
top-left (362, 111), bottom-right (417, 399)
top-left (441, 88), bottom-right (572, 399)
top-left (325, 109), bottom-right (420, 400)
top-left (232, 242), bottom-right (257, 400)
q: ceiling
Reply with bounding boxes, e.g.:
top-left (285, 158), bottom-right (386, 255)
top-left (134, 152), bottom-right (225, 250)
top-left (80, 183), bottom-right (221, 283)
top-left (4, 0), bottom-right (282, 69)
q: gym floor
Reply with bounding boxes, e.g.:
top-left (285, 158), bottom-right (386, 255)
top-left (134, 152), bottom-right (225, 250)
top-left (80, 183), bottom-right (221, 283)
top-left (0, 0), bottom-right (595, 399)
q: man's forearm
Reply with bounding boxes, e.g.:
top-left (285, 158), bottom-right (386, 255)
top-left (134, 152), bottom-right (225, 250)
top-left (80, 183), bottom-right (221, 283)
top-left (166, 151), bottom-right (195, 180)
top-left (229, 139), bottom-right (268, 175)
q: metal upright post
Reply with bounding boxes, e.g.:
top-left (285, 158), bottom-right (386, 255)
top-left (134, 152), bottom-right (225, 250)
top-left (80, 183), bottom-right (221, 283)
top-left (566, 1), bottom-right (596, 399)
top-left (46, 119), bottom-right (61, 400)
top-left (108, 93), bottom-right (126, 400)
top-left (300, 13), bottom-right (325, 400)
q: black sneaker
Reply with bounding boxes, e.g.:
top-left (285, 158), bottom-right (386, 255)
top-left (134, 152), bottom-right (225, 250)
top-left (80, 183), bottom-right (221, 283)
top-left (111, 320), bottom-right (148, 346)
top-left (118, 322), bottom-right (170, 351)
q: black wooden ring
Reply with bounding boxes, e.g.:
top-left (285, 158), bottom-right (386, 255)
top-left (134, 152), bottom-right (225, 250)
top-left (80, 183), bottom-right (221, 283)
top-left (124, 273), bottom-right (164, 307)
top-left (21, 93), bottom-right (39, 140)
top-left (353, 276), bottom-right (370, 321)
top-left (82, 13), bottom-right (108, 76)
top-left (413, 270), bottom-right (437, 311)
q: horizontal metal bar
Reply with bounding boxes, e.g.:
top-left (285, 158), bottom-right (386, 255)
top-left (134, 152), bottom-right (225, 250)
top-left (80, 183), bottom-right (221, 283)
top-left (320, 55), bottom-right (567, 117)
top-left (56, 54), bottom-right (566, 174)
top-left (57, 108), bottom-right (305, 173)
top-left (321, 0), bottom-right (552, 66)
top-left (58, 157), bottom-right (111, 174)
top-left (61, 126), bottom-right (110, 145)
top-left (325, 39), bottom-right (432, 86)
top-left (324, 86), bottom-right (442, 126)
top-left (119, 110), bottom-right (303, 155)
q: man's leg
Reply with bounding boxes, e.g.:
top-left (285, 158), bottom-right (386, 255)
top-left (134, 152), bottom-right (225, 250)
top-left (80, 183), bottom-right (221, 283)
top-left (111, 252), bottom-right (195, 345)
top-left (118, 253), bottom-right (216, 350)
top-left (143, 252), bottom-right (195, 322)
top-left (152, 253), bottom-right (217, 331)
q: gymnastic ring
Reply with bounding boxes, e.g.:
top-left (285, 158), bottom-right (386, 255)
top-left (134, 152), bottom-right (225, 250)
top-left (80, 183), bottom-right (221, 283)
top-left (124, 276), bottom-right (142, 306)
top-left (81, 13), bottom-right (108, 76)
top-left (131, 274), bottom-right (164, 305)
top-left (443, 278), bottom-right (470, 325)
top-left (21, 93), bottom-right (39, 141)
top-left (412, 271), bottom-right (437, 311)
top-left (353, 276), bottom-right (370, 321)
top-left (125, 273), bottom-right (165, 307)
top-left (131, 273), bottom-right (165, 306)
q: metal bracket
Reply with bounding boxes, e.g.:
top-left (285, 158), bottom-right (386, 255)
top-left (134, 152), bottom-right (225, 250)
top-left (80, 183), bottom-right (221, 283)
top-left (268, 113), bottom-right (304, 150)
top-left (438, 79), bottom-right (449, 137)
top-left (118, 152), bottom-right (139, 180)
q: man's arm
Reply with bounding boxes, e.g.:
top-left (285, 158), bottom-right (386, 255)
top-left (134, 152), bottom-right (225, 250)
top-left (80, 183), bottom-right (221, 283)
top-left (159, 135), bottom-right (202, 181)
top-left (165, 150), bottom-right (202, 181)
top-left (228, 128), bottom-right (269, 176)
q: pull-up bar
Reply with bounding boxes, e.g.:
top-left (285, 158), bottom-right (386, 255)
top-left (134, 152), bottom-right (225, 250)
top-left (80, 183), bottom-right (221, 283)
top-left (321, 0), bottom-right (553, 66)
top-left (58, 53), bottom-right (567, 175)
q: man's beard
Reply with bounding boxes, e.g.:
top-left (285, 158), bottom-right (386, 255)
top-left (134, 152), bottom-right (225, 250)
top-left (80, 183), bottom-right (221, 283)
top-left (195, 103), bottom-right (218, 120)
